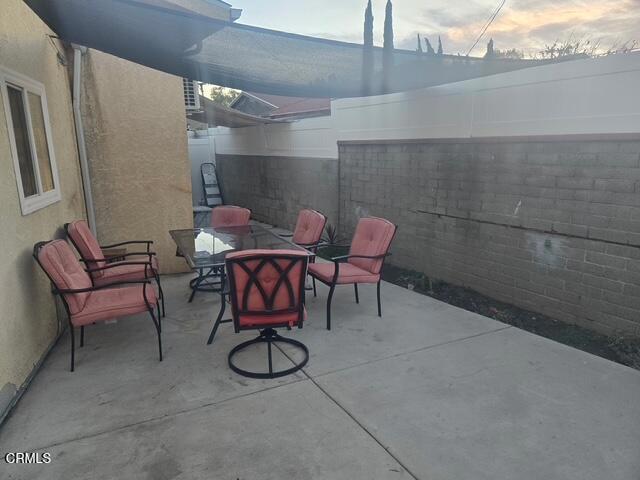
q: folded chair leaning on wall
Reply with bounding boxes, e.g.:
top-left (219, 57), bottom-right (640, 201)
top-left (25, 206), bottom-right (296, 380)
top-left (225, 249), bottom-right (310, 379)
top-left (64, 220), bottom-right (165, 317)
top-left (33, 240), bottom-right (162, 372)
top-left (308, 217), bottom-right (397, 330)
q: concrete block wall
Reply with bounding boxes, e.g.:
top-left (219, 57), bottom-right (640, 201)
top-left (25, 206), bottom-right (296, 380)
top-left (339, 139), bottom-right (640, 337)
top-left (216, 154), bottom-right (340, 231)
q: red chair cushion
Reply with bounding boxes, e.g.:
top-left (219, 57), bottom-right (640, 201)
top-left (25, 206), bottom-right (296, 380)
top-left (308, 262), bottom-right (380, 285)
top-left (348, 217), bottom-right (396, 274)
top-left (37, 240), bottom-right (93, 314)
top-left (211, 206), bottom-right (251, 228)
top-left (292, 209), bottom-right (326, 246)
top-left (92, 257), bottom-right (158, 286)
top-left (67, 220), bottom-right (107, 277)
top-left (239, 307), bottom-right (307, 328)
top-left (70, 284), bottom-right (157, 326)
top-left (226, 249), bottom-right (307, 328)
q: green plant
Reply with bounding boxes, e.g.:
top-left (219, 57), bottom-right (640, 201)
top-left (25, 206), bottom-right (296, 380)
top-left (322, 224), bottom-right (341, 245)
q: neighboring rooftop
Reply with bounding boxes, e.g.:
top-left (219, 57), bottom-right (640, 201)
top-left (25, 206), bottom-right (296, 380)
top-left (230, 92), bottom-right (331, 119)
top-left (187, 94), bottom-right (285, 129)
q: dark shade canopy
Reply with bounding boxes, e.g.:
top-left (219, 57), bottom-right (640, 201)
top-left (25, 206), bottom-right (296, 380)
top-left (25, 0), bottom-right (554, 98)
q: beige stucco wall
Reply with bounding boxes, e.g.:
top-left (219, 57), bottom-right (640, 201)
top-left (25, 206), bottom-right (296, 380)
top-left (0, 0), bottom-right (86, 408)
top-left (81, 50), bottom-right (193, 274)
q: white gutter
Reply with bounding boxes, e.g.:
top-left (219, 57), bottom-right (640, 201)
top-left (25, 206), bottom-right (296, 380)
top-left (71, 45), bottom-right (97, 235)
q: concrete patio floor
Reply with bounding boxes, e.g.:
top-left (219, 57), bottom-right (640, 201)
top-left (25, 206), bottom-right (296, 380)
top-left (1, 272), bottom-right (640, 479)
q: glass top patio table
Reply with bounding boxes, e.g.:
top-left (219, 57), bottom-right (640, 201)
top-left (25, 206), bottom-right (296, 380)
top-left (169, 224), bottom-right (311, 270)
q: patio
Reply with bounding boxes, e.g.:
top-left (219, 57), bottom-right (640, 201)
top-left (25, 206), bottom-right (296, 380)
top-left (2, 262), bottom-right (639, 479)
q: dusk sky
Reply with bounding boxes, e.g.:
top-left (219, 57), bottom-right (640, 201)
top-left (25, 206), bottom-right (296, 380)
top-left (230, 0), bottom-right (640, 57)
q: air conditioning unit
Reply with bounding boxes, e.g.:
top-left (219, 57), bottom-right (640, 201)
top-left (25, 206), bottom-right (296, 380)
top-left (183, 78), bottom-right (201, 111)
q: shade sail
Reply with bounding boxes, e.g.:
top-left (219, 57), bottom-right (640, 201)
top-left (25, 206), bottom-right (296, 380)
top-left (25, 0), bottom-right (554, 98)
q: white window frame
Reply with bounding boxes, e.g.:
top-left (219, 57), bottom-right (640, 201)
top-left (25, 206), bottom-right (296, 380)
top-left (1, 66), bottom-right (61, 215)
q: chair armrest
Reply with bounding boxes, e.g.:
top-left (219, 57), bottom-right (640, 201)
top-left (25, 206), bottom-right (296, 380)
top-left (117, 251), bottom-right (156, 258)
top-left (295, 241), bottom-right (320, 249)
top-left (330, 252), bottom-right (391, 262)
top-left (84, 261), bottom-right (154, 274)
top-left (100, 240), bottom-right (153, 249)
top-left (317, 243), bottom-right (351, 250)
top-left (54, 280), bottom-right (152, 294)
top-left (80, 252), bottom-right (156, 263)
top-left (101, 248), bottom-right (127, 261)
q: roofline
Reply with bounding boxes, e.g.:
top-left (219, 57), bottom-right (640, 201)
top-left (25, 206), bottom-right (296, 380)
top-left (268, 108), bottom-right (331, 119)
top-left (229, 91), bottom-right (279, 109)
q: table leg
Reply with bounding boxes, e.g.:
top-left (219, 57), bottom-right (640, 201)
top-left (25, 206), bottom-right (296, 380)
top-left (207, 270), bottom-right (230, 345)
top-left (188, 268), bottom-right (204, 303)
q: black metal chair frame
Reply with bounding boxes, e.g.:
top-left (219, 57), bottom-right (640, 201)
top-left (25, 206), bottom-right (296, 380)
top-left (278, 209), bottom-right (328, 292)
top-left (309, 224), bottom-right (397, 331)
top-left (33, 241), bottom-right (162, 372)
top-left (224, 252), bottom-right (309, 379)
top-left (63, 223), bottom-right (165, 317)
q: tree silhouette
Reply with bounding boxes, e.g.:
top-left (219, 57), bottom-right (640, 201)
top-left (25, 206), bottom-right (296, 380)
top-left (383, 0), bottom-right (394, 92)
top-left (437, 35), bottom-right (443, 55)
top-left (484, 38), bottom-right (494, 58)
top-left (362, 0), bottom-right (374, 95)
top-left (424, 37), bottom-right (435, 55)
top-left (416, 34), bottom-right (423, 55)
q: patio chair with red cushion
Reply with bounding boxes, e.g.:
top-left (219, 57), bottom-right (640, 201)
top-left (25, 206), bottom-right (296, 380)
top-left (64, 220), bottom-right (164, 317)
top-left (211, 205), bottom-right (251, 228)
top-left (281, 209), bottom-right (327, 252)
top-left (308, 217), bottom-right (397, 330)
top-left (225, 249), bottom-right (309, 379)
top-left (33, 240), bottom-right (162, 372)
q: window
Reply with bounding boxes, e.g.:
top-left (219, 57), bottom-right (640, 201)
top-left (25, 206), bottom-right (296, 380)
top-left (1, 67), bottom-right (60, 215)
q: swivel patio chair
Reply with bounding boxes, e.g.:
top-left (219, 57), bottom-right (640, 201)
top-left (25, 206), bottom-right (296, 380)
top-left (211, 205), bottom-right (251, 228)
top-left (64, 220), bottom-right (164, 317)
top-left (33, 240), bottom-right (162, 372)
top-left (225, 249), bottom-right (309, 379)
top-left (308, 217), bottom-right (397, 330)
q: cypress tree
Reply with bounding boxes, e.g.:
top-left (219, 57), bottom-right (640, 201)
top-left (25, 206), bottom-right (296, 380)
top-left (437, 35), bottom-right (443, 55)
top-left (382, 0), bottom-right (394, 92)
top-left (484, 38), bottom-right (494, 58)
top-left (362, 0), bottom-right (374, 95)
top-left (416, 34), bottom-right (423, 55)
top-left (425, 37), bottom-right (435, 55)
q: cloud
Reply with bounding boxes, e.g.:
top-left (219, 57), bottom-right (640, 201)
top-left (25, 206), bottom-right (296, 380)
top-left (440, 0), bottom-right (640, 55)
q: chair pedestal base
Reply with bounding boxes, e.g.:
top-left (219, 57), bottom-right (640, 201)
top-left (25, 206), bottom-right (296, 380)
top-left (228, 328), bottom-right (308, 379)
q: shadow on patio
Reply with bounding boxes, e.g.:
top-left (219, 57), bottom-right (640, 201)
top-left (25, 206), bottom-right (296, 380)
top-left (1, 268), bottom-right (639, 479)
